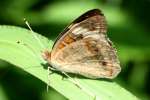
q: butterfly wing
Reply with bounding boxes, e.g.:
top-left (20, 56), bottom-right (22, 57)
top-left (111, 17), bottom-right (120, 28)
top-left (53, 9), bottom-right (106, 47)
top-left (46, 9), bottom-right (121, 79)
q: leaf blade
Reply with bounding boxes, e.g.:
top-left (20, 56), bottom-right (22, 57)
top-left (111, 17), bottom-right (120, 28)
top-left (0, 25), bottom-right (138, 100)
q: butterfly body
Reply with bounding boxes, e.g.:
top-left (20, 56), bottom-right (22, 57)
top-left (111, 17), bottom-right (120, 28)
top-left (42, 9), bottom-right (121, 79)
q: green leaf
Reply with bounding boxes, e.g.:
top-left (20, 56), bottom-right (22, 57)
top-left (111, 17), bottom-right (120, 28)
top-left (0, 84), bottom-right (8, 100)
top-left (0, 25), bottom-right (138, 100)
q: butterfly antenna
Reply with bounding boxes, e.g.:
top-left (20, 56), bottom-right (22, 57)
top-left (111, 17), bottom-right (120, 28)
top-left (24, 18), bottom-right (45, 49)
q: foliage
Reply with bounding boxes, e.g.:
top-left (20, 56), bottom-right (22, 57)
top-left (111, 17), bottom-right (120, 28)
top-left (0, 0), bottom-right (150, 100)
top-left (0, 25), bottom-right (138, 100)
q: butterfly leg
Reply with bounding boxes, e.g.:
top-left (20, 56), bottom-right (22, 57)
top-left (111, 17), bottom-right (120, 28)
top-left (46, 67), bottom-right (97, 99)
top-left (61, 72), bottom-right (81, 90)
top-left (46, 66), bottom-right (97, 99)
top-left (61, 72), bottom-right (82, 89)
top-left (46, 66), bottom-right (57, 92)
top-left (47, 66), bottom-right (50, 92)
top-left (61, 71), bottom-right (96, 100)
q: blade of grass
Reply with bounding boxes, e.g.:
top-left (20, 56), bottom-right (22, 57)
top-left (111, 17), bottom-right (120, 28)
top-left (0, 25), bottom-right (138, 100)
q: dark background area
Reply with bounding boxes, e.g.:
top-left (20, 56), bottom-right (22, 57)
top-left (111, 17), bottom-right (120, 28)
top-left (0, 0), bottom-right (150, 100)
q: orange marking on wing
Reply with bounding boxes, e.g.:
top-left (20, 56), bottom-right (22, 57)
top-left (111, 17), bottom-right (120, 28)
top-left (58, 43), bottom-right (65, 49)
top-left (56, 34), bottom-right (76, 50)
top-left (63, 34), bottom-right (75, 44)
top-left (106, 64), bottom-right (113, 76)
top-left (110, 69), bottom-right (113, 76)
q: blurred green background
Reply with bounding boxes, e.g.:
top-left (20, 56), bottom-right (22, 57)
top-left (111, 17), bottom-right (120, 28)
top-left (0, 0), bottom-right (150, 100)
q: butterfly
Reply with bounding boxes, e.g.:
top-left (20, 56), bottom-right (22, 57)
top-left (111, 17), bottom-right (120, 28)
top-left (42, 9), bottom-right (121, 79)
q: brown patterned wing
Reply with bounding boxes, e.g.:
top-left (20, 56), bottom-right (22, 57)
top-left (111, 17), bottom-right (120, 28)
top-left (44, 9), bottom-right (121, 79)
top-left (53, 9), bottom-right (106, 47)
top-left (52, 9), bottom-right (107, 55)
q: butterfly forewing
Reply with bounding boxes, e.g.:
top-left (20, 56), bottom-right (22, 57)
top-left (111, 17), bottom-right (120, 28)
top-left (52, 9), bottom-right (107, 54)
top-left (44, 9), bottom-right (121, 79)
